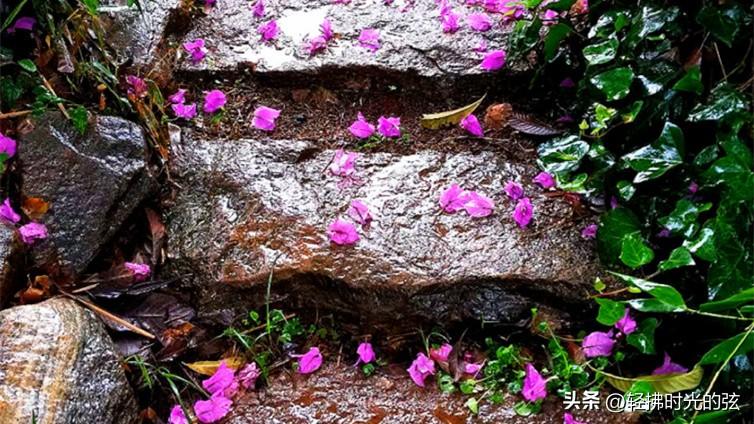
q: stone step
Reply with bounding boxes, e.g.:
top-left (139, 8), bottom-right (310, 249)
top-left (166, 133), bottom-right (600, 327)
top-left (226, 362), bottom-right (637, 424)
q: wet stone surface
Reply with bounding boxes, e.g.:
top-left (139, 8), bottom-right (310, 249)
top-left (180, 0), bottom-right (521, 79)
top-left (228, 362), bottom-right (637, 424)
top-left (0, 225), bottom-right (21, 307)
top-left (167, 134), bottom-right (600, 327)
top-left (0, 298), bottom-right (138, 424)
top-left (20, 112), bottom-right (154, 279)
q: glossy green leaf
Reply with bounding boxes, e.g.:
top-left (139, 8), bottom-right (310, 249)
top-left (699, 288), bottom-right (754, 313)
top-left (0, 76), bottom-right (23, 107)
top-left (537, 135), bottom-right (590, 176)
top-left (588, 11), bottom-right (630, 39)
top-left (688, 84), bottom-right (748, 122)
top-left (597, 208), bottom-right (641, 267)
top-left (624, 122), bottom-right (684, 183)
top-left (672, 65), bottom-right (702, 94)
top-left (636, 6), bottom-right (680, 38)
top-left (700, 331), bottom-right (754, 365)
top-left (703, 156), bottom-right (754, 204)
top-left (582, 38), bottom-right (618, 65)
top-left (17, 59), bottom-right (36, 73)
top-left (544, 23), bottom-right (571, 62)
top-left (611, 272), bottom-right (686, 311)
top-left (626, 318), bottom-right (658, 354)
top-left (595, 298), bottom-right (625, 326)
top-left (658, 247), bottom-right (695, 272)
top-left (590, 67), bottom-right (634, 101)
top-left (696, 5), bottom-right (739, 47)
top-left (683, 226), bottom-right (716, 262)
top-left (620, 232), bottom-right (654, 269)
top-left (616, 180), bottom-right (635, 201)
top-left (658, 199), bottom-right (713, 238)
top-left (69, 106), bottom-right (89, 136)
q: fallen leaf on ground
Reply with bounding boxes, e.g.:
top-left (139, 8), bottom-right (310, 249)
top-left (421, 94), bottom-right (486, 129)
top-left (186, 357), bottom-right (245, 376)
top-left (22, 196), bottom-right (49, 220)
top-left (484, 103), bottom-right (513, 129)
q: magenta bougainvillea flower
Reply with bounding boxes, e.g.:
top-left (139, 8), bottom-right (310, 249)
top-left (237, 362), bottom-right (261, 389)
top-left (6, 16), bottom-right (35, 33)
top-left (168, 405), bottom-right (187, 424)
top-left (467, 13), bottom-right (493, 31)
top-left (251, 0), bottom-right (265, 17)
top-left (532, 171), bottom-right (555, 189)
top-left (202, 361), bottom-right (239, 398)
top-left (473, 39), bottom-right (488, 52)
top-left (615, 308), bottom-right (637, 335)
top-left (564, 413), bottom-right (586, 424)
top-left (377, 116), bottom-right (401, 138)
top-left (653, 353), bottom-right (688, 375)
top-left (194, 394), bottom-right (231, 423)
top-left (464, 192), bottom-right (495, 218)
top-left (439, 184), bottom-right (470, 213)
top-left (321, 18), bottom-right (334, 41)
top-left (18, 222), bottom-right (47, 245)
top-left (172, 103), bottom-right (197, 120)
top-left (581, 223), bottom-right (597, 239)
top-left (298, 347), bottom-right (323, 374)
top-left (348, 200), bottom-right (372, 226)
top-left (169, 89), bottom-right (187, 104)
top-left (252, 106), bottom-right (281, 131)
top-left (657, 228), bottom-right (671, 238)
top-left (407, 353), bottom-right (436, 387)
top-left (0, 198), bottom-right (20, 224)
top-left (610, 196), bottom-right (619, 209)
top-left (504, 181), bottom-right (524, 200)
top-left (126, 75), bottom-right (147, 98)
top-left (522, 363), bottom-right (547, 402)
top-left (464, 362), bottom-right (483, 376)
top-left (329, 149), bottom-right (357, 177)
top-left (305, 36), bottom-right (328, 56)
top-left (203, 90), bottom-right (226, 114)
top-left (0, 132), bottom-right (17, 158)
top-left (481, 50), bottom-right (506, 71)
top-left (349, 112), bottom-right (375, 139)
top-left (356, 342), bottom-right (376, 365)
top-left (440, 9), bottom-right (461, 33)
top-left (358, 28), bottom-right (380, 51)
top-left (328, 219), bottom-right (360, 245)
top-left (688, 181), bottom-right (699, 194)
top-left (460, 114), bottom-right (483, 137)
top-left (125, 262), bottom-right (151, 282)
top-left (429, 343), bottom-right (453, 363)
top-left (499, 1), bottom-right (526, 21)
top-left (258, 20), bottom-right (279, 41)
top-left (582, 331), bottom-right (615, 358)
top-left (513, 197), bottom-right (533, 228)
top-left (560, 77), bottom-right (576, 88)
top-left (542, 9), bottom-right (560, 25)
top-left (183, 39), bottom-right (207, 64)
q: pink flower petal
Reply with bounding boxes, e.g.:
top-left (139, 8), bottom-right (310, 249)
top-left (564, 413), bottom-right (587, 424)
top-left (251, 0), bottom-right (265, 17)
top-left (542, 9), bottom-right (560, 26)
top-left (358, 28), bottom-right (380, 52)
top-left (202, 361), bottom-right (239, 398)
top-left (321, 18), bottom-right (334, 41)
top-left (172, 103), bottom-right (197, 120)
top-left (504, 181), bottom-right (525, 200)
top-left (439, 184), bottom-right (470, 213)
top-left (126, 75), bottom-right (147, 98)
top-left (348, 112), bottom-right (375, 139)
top-left (237, 362), bottom-right (261, 389)
top-left (615, 308), bottom-right (637, 335)
top-left (356, 342), bottom-right (376, 365)
top-left (377, 116), bottom-right (401, 138)
top-left (125, 262), bottom-right (151, 282)
top-left (522, 363), bottom-right (547, 402)
top-left (258, 20), bottom-right (279, 41)
top-left (193, 394), bottom-right (232, 423)
top-left (581, 223), bottom-right (597, 240)
top-left (429, 343), bottom-right (453, 363)
top-left (473, 39), bottom-right (488, 52)
top-left (183, 39), bottom-right (206, 64)
top-left (203, 90), bottom-right (226, 114)
top-left (481, 50), bottom-right (506, 71)
top-left (407, 353), bottom-right (435, 387)
top-left (252, 106), bottom-right (281, 131)
top-left (464, 191), bottom-right (495, 218)
top-left (305, 35), bottom-right (328, 56)
top-left (652, 353), bottom-right (688, 375)
top-left (168, 405), bottom-right (188, 424)
top-left (0, 131), bottom-right (17, 158)
top-left (6, 16), bottom-right (35, 33)
top-left (329, 149), bottom-right (357, 177)
top-left (18, 222), bottom-right (47, 245)
top-left (298, 347), bottom-right (323, 374)
top-left (532, 172), bottom-right (555, 189)
top-left (440, 9), bottom-right (461, 33)
top-left (467, 13), bottom-right (493, 31)
top-left (169, 89), bottom-right (187, 104)
top-left (460, 114), bottom-right (483, 137)
top-left (513, 197), bottom-right (533, 228)
top-left (348, 200), bottom-right (372, 226)
top-left (582, 331), bottom-right (615, 358)
top-left (0, 198), bottom-right (21, 224)
top-left (328, 219), bottom-right (360, 245)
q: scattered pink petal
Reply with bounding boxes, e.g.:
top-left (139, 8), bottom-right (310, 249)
top-left (581, 223), bottom-right (597, 240)
top-left (610, 196), bottom-right (619, 209)
top-left (6, 16), bottom-right (35, 33)
top-left (688, 181), bottom-right (699, 194)
top-left (251, 0), bottom-right (265, 17)
top-left (473, 39), bottom-right (488, 52)
top-left (172, 103), bottom-right (197, 120)
top-left (504, 181), bottom-right (524, 200)
top-left (407, 353), bottom-right (436, 387)
top-left (321, 18), bottom-right (334, 41)
top-left (358, 28), bottom-right (381, 52)
top-left (0, 198), bottom-right (21, 224)
top-left (513, 197), bottom-right (533, 228)
top-left (464, 191), bottom-right (495, 218)
top-left (657, 228), bottom-right (671, 238)
top-left (0, 131), bottom-right (17, 158)
top-left (125, 262), bottom-right (151, 282)
top-left (499, 1), bottom-right (525, 21)
top-left (193, 394), bottom-right (231, 423)
top-left (429, 343), bottom-right (453, 363)
top-left (441, 9), bottom-right (461, 33)
top-left (481, 50), bottom-right (506, 71)
top-left (582, 331), bottom-right (615, 358)
top-left (542, 9), bottom-right (559, 25)
top-left (556, 114), bottom-right (575, 123)
top-left (467, 13), bottom-right (493, 31)
top-left (349, 112), bottom-right (375, 139)
top-left (460, 114), bottom-right (483, 137)
top-left (652, 353), bottom-right (688, 375)
top-left (258, 20), bottom-right (279, 41)
top-left (348, 200), bottom-right (372, 226)
top-left (615, 308), bottom-right (637, 335)
top-left (356, 342), bottom-right (376, 365)
top-left (564, 413), bottom-right (587, 424)
top-left (183, 39), bottom-right (207, 64)
top-left (377, 116), bottom-right (401, 138)
top-left (252, 105), bottom-right (281, 131)
top-left (560, 77), bottom-right (576, 88)
top-left (202, 361), bottom-right (239, 398)
top-left (169, 89), bottom-right (187, 104)
top-left (237, 362), bottom-right (261, 389)
top-left (328, 219), bottom-right (360, 245)
top-left (298, 347), bottom-right (323, 374)
top-left (305, 36), bottom-right (328, 56)
top-left (522, 363), bottom-right (547, 402)
top-left (532, 172), bottom-right (555, 189)
top-left (572, 0), bottom-right (588, 15)
top-left (168, 405), bottom-right (188, 424)
top-left (126, 75), bottom-right (147, 98)
top-left (18, 222), bottom-right (47, 245)
top-left (464, 362), bottom-right (483, 377)
top-left (329, 149), bottom-right (358, 177)
top-left (439, 184), bottom-right (470, 213)
top-left (203, 90), bottom-right (226, 114)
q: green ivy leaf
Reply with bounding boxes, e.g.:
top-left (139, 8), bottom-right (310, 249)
top-left (17, 59), bottom-right (36, 73)
top-left (658, 247), bottom-right (696, 272)
top-left (0, 76), bottom-right (23, 107)
top-left (624, 122), bottom-right (684, 183)
top-left (544, 23), bottom-right (571, 62)
top-left (620, 232), bottom-right (655, 269)
top-left (683, 226), bottom-right (716, 262)
top-left (616, 180), bottom-right (635, 201)
top-left (699, 288), bottom-right (754, 313)
top-left (596, 298), bottom-right (625, 325)
top-left (636, 6), bottom-right (680, 38)
top-left (703, 156), bottom-right (754, 204)
top-left (688, 84), bottom-right (748, 122)
top-left (700, 330), bottom-right (754, 365)
top-left (536, 135), bottom-right (590, 176)
top-left (611, 272), bottom-right (687, 312)
top-left (597, 208), bottom-right (641, 267)
top-left (465, 397), bottom-right (479, 414)
top-left (658, 199), bottom-right (713, 239)
top-left (672, 65), bottom-right (703, 94)
top-left (626, 318), bottom-right (658, 354)
top-left (582, 38), bottom-right (619, 66)
top-left (590, 67), bottom-right (634, 101)
top-left (69, 106), bottom-right (89, 135)
top-left (695, 5), bottom-right (740, 47)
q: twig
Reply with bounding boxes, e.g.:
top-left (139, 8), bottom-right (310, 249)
top-left (589, 287), bottom-right (629, 299)
top-left (713, 42), bottom-right (728, 81)
top-left (38, 71), bottom-right (70, 119)
top-left (0, 110), bottom-right (32, 120)
top-left (61, 292), bottom-right (156, 339)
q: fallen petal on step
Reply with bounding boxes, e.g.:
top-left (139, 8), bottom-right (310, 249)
top-left (252, 106), bottom-right (281, 132)
top-left (328, 219), bottom-right (360, 245)
top-left (298, 347), bottom-right (323, 374)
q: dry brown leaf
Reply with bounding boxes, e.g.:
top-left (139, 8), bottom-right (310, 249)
top-left (484, 103), bottom-right (513, 129)
top-left (420, 94), bottom-right (486, 129)
top-left (22, 197), bottom-right (50, 220)
top-left (185, 357), bottom-right (245, 376)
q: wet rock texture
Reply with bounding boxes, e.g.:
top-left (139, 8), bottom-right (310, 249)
top-left (180, 0), bottom-right (517, 78)
top-left (167, 136), bottom-right (599, 326)
top-left (0, 225), bottom-right (22, 307)
top-left (228, 363), bottom-right (637, 424)
top-left (20, 112), bottom-right (153, 278)
top-left (0, 298), bottom-right (138, 424)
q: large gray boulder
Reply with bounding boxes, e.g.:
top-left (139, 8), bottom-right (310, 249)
top-left (19, 112), bottom-right (153, 279)
top-left (0, 298), bottom-right (138, 424)
top-left (166, 134), bottom-right (601, 327)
